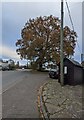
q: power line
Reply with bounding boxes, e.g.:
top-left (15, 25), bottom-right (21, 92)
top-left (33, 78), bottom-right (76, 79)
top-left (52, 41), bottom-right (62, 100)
top-left (65, 0), bottom-right (74, 31)
top-left (65, 0), bottom-right (81, 54)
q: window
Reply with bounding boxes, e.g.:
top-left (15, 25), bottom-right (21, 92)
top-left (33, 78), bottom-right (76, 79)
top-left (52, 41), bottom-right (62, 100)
top-left (64, 66), bottom-right (67, 74)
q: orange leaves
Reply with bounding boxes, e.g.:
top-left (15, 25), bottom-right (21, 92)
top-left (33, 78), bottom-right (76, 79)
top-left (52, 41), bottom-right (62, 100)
top-left (16, 15), bottom-right (77, 64)
top-left (16, 39), bottom-right (22, 46)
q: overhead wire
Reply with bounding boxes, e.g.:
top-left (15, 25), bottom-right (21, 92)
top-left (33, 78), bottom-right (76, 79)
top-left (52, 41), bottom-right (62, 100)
top-left (65, 0), bottom-right (81, 54)
top-left (65, 0), bottom-right (74, 31)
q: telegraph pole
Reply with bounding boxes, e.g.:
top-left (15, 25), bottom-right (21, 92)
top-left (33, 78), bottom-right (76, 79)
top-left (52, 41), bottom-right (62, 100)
top-left (60, 0), bottom-right (64, 86)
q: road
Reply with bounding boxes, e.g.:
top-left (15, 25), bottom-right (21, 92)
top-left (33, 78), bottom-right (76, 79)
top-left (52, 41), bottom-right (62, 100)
top-left (2, 70), bottom-right (32, 92)
top-left (2, 70), bottom-right (49, 118)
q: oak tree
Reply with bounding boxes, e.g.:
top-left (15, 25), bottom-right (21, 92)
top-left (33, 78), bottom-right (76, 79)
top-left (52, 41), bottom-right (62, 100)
top-left (16, 15), bottom-right (77, 70)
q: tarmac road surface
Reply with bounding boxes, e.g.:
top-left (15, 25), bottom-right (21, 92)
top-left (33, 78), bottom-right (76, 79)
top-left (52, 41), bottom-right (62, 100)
top-left (2, 70), bottom-right (49, 118)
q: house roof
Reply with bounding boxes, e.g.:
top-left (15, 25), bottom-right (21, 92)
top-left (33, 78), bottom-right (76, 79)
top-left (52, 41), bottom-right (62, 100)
top-left (65, 58), bottom-right (82, 68)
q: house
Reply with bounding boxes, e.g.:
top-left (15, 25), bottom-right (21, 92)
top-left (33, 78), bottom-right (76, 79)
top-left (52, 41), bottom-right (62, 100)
top-left (0, 60), bottom-right (9, 70)
top-left (2, 62), bottom-right (9, 70)
top-left (58, 58), bottom-right (83, 85)
top-left (0, 59), bottom-right (16, 70)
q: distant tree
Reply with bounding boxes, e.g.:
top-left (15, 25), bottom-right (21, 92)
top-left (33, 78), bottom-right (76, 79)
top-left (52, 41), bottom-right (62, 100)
top-left (8, 59), bottom-right (15, 70)
top-left (26, 62), bottom-right (29, 69)
top-left (16, 15), bottom-right (77, 71)
top-left (16, 61), bottom-right (19, 68)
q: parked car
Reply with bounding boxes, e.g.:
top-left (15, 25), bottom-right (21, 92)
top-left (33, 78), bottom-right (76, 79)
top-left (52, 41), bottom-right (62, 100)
top-left (49, 68), bottom-right (58, 79)
top-left (2, 66), bottom-right (10, 71)
top-left (22, 67), bottom-right (25, 70)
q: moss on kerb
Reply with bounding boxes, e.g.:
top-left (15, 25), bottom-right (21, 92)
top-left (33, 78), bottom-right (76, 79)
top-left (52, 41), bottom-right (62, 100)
top-left (37, 80), bottom-right (51, 119)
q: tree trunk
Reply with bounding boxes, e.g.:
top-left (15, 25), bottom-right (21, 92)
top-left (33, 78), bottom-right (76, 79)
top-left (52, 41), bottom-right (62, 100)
top-left (38, 62), bottom-right (42, 71)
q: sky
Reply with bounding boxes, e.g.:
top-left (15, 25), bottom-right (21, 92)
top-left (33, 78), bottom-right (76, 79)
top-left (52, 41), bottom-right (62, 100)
top-left (82, 1), bottom-right (84, 60)
top-left (0, 0), bottom-right (83, 65)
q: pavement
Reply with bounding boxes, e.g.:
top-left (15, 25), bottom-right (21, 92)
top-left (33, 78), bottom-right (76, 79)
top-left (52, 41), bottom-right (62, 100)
top-left (37, 79), bottom-right (83, 119)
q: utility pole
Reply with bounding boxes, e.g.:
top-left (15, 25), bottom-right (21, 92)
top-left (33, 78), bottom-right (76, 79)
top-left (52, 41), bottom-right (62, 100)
top-left (60, 0), bottom-right (64, 86)
top-left (81, 54), bottom-right (84, 63)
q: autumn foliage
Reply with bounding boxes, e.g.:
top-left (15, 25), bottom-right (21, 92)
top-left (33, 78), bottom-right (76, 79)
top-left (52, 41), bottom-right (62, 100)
top-left (16, 15), bottom-right (77, 70)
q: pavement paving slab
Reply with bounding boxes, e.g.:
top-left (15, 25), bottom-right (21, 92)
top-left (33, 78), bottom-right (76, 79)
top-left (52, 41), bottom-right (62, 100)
top-left (39, 79), bottom-right (83, 119)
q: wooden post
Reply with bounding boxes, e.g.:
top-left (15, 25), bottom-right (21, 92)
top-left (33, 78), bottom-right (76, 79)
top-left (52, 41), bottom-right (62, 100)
top-left (60, 0), bottom-right (64, 86)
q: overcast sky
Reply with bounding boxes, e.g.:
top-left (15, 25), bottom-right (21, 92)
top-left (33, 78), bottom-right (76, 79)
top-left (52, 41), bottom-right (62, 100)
top-left (0, 0), bottom-right (83, 64)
